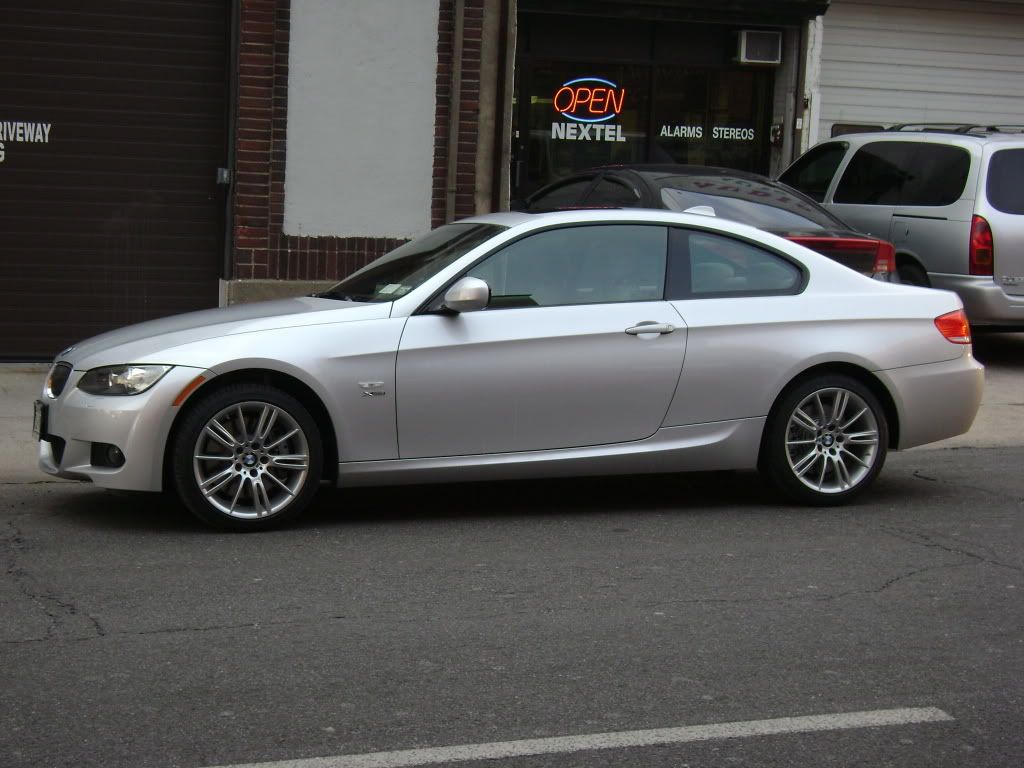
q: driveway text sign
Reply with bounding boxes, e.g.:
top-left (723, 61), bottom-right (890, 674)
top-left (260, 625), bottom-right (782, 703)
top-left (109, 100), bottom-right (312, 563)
top-left (551, 77), bottom-right (627, 142)
top-left (0, 121), bottom-right (53, 163)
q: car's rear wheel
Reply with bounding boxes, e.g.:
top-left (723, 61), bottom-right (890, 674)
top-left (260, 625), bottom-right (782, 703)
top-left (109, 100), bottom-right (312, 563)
top-left (897, 261), bottom-right (929, 287)
top-left (172, 383), bottom-right (323, 530)
top-left (763, 374), bottom-right (888, 505)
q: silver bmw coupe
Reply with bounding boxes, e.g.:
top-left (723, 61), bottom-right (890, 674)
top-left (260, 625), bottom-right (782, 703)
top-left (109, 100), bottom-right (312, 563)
top-left (36, 210), bottom-right (983, 530)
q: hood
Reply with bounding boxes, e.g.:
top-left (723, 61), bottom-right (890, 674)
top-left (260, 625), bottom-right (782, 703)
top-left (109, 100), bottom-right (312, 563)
top-left (61, 297), bottom-right (392, 369)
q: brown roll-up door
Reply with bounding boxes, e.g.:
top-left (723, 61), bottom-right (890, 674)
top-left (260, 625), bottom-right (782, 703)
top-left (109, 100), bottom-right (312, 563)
top-left (0, 0), bottom-right (229, 360)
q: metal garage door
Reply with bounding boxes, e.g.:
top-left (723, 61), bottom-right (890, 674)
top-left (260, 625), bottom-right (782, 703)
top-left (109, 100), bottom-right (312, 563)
top-left (0, 1), bottom-right (229, 360)
top-left (817, 0), bottom-right (1024, 139)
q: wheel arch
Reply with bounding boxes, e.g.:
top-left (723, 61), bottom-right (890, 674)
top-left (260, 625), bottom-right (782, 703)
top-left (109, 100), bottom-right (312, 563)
top-left (758, 362), bottom-right (900, 470)
top-left (162, 368), bottom-right (339, 491)
top-left (895, 251), bottom-right (931, 286)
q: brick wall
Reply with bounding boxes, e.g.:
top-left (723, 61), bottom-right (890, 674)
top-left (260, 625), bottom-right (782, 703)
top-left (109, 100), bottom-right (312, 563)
top-left (432, 0), bottom-right (486, 228)
top-left (232, 0), bottom-right (485, 286)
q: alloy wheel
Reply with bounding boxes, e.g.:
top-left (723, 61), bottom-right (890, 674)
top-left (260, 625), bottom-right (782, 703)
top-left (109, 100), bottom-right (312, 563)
top-left (784, 386), bottom-right (880, 494)
top-left (192, 400), bottom-right (310, 519)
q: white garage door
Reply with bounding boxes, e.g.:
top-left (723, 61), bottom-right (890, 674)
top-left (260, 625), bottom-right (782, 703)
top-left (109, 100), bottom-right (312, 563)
top-left (818, 0), bottom-right (1024, 137)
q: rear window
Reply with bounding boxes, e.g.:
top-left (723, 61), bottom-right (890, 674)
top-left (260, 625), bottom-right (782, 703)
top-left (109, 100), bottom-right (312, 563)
top-left (987, 148), bottom-right (1024, 214)
top-left (659, 179), bottom-right (845, 232)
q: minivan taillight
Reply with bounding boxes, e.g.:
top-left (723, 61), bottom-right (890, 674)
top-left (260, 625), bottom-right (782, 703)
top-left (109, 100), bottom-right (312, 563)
top-left (934, 309), bottom-right (971, 344)
top-left (969, 215), bottom-right (993, 276)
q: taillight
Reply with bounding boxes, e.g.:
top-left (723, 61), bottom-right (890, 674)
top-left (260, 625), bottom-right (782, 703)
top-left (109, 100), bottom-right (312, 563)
top-left (786, 236), bottom-right (893, 276)
top-left (934, 309), bottom-right (971, 344)
top-left (969, 215), bottom-right (993, 276)
top-left (873, 240), bottom-right (895, 275)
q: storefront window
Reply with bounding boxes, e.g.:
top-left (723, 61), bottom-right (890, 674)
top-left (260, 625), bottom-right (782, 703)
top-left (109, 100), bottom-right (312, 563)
top-left (513, 15), bottom-right (776, 199)
top-left (521, 64), bottom-right (649, 196)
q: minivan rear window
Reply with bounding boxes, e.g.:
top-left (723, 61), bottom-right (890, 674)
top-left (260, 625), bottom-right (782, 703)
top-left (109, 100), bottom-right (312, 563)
top-left (987, 149), bottom-right (1024, 214)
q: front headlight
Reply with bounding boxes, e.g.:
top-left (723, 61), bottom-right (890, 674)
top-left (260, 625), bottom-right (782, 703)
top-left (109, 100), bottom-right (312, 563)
top-left (78, 365), bottom-right (173, 396)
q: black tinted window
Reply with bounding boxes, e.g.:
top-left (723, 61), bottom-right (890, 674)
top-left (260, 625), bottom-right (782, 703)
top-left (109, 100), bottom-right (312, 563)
top-left (835, 141), bottom-right (970, 206)
top-left (585, 177), bottom-right (642, 207)
top-left (779, 142), bottom-right (848, 202)
top-left (526, 178), bottom-right (594, 211)
top-left (834, 142), bottom-right (913, 204)
top-left (987, 148), bottom-right (1024, 214)
top-left (901, 144), bottom-right (969, 205)
top-left (467, 225), bottom-right (667, 308)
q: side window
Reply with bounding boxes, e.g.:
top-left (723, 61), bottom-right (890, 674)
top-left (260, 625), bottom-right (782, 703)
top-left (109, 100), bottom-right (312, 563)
top-left (584, 177), bottom-right (642, 207)
top-left (667, 228), bottom-right (802, 298)
top-left (466, 225), bottom-right (667, 309)
top-left (778, 142), bottom-right (848, 202)
top-left (526, 178), bottom-right (595, 211)
top-left (833, 142), bottom-right (915, 205)
top-left (900, 144), bottom-right (970, 206)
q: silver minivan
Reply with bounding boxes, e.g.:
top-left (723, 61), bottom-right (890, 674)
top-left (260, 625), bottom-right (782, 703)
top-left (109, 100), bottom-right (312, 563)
top-left (779, 128), bottom-right (1024, 328)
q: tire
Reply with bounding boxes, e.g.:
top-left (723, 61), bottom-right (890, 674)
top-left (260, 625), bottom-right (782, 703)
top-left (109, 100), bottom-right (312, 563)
top-left (762, 374), bottom-right (889, 506)
top-left (897, 262), bottom-right (929, 287)
top-left (172, 383), bottom-right (323, 531)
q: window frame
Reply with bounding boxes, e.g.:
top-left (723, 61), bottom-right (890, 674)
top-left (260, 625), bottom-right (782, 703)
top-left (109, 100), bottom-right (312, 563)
top-left (417, 222), bottom-right (672, 314)
top-left (665, 226), bottom-right (809, 300)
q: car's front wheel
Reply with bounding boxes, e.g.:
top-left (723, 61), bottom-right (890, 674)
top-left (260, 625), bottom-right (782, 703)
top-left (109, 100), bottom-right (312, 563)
top-left (172, 383), bottom-right (323, 530)
top-left (763, 374), bottom-right (888, 505)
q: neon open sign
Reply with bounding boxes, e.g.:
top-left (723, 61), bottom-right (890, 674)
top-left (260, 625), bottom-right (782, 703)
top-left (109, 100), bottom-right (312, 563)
top-left (552, 77), bottom-right (626, 123)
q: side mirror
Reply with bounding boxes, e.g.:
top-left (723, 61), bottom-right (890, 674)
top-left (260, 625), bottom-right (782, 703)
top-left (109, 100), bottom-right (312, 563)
top-left (443, 276), bottom-right (490, 313)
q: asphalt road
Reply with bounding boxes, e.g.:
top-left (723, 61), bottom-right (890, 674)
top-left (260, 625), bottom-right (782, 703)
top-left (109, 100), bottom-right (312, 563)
top-left (2, 333), bottom-right (1022, 768)
top-left (3, 442), bottom-right (1023, 768)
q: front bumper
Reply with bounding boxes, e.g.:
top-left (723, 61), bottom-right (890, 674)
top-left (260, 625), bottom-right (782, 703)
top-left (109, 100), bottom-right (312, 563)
top-left (929, 273), bottom-right (1024, 327)
top-left (877, 352), bottom-right (984, 450)
top-left (37, 365), bottom-right (209, 491)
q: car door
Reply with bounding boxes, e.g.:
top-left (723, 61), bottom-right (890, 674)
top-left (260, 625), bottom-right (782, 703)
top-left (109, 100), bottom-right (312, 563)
top-left (661, 227), bottom-right (808, 427)
top-left (395, 223), bottom-right (688, 458)
top-left (888, 142), bottom-right (976, 276)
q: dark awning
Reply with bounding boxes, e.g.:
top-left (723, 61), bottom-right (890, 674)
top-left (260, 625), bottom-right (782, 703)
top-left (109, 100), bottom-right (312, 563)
top-left (519, 0), bottom-right (831, 26)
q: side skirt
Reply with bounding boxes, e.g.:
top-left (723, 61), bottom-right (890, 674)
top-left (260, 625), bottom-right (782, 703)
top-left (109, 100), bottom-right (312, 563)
top-left (336, 417), bottom-right (766, 487)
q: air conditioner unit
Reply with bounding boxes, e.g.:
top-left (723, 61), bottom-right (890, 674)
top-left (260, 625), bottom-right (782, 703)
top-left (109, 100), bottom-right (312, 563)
top-left (737, 30), bottom-right (782, 65)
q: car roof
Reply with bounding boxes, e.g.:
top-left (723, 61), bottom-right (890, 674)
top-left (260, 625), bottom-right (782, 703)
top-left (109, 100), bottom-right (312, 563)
top-left (577, 163), bottom-right (777, 184)
top-left (461, 208), bottom-right (801, 241)
top-left (825, 131), bottom-right (1024, 147)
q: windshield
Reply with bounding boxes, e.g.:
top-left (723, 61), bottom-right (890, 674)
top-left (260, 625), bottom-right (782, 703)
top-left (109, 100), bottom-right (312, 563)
top-left (319, 223), bottom-right (505, 302)
top-left (658, 177), bottom-right (847, 232)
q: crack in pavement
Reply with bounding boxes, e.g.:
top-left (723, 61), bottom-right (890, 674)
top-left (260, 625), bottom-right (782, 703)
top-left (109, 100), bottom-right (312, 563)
top-left (908, 465), bottom-right (1024, 505)
top-left (2, 517), bottom-right (107, 643)
top-left (878, 523), bottom-right (1022, 574)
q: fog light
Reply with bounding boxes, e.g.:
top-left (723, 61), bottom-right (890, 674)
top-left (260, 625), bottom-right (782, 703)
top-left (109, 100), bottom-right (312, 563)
top-left (91, 442), bottom-right (125, 468)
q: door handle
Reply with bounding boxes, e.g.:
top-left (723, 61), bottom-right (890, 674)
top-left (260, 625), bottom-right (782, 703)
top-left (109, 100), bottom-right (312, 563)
top-left (625, 322), bottom-right (675, 335)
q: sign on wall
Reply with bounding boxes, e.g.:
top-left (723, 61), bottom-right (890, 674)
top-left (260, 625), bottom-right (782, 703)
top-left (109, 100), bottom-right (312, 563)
top-left (0, 121), bottom-right (53, 163)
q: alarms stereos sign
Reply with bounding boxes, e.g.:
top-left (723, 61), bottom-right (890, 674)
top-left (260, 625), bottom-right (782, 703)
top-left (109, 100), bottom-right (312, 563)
top-left (550, 77), bottom-right (627, 142)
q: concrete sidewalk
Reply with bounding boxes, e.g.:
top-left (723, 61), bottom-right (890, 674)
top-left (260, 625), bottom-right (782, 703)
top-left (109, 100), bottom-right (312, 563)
top-left (2, 346), bottom-right (1021, 484)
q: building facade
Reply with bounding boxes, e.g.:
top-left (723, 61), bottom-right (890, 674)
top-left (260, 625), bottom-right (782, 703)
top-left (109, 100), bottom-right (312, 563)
top-left (1, 0), bottom-right (1022, 359)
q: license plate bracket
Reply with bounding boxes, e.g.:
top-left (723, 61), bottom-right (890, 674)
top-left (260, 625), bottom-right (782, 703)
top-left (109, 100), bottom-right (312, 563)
top-left (33, 400), bottom-right (48, 440)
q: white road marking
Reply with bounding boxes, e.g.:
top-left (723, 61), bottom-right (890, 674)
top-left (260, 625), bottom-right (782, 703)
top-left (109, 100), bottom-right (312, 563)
top-left (204, 706), bottom-right (954, 768)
